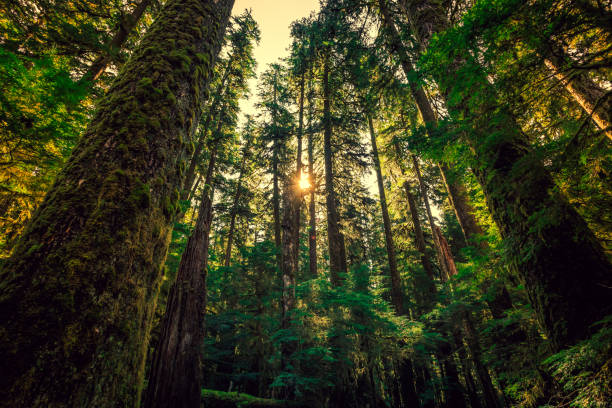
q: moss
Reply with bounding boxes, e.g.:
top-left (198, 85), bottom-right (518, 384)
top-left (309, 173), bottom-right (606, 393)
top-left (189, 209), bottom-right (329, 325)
top-left (200, 389), bottom-right (307, 408)
top-left (129, 181), bottom-right (151, 210)
top-left (0, 0), bottom-right (234, 405)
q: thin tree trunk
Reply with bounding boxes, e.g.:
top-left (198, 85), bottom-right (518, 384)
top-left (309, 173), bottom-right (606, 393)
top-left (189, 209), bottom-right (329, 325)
top-left (544, 52), bottom-right (612, 141)
top-left (412, 155), bottom-right (450, 279)
top-left (272, 73), bottom-right (282, 256)
top-left (393, 143), bottom-right (436, 282)
top-left (224, 135), bottom-right (252, 266)
top-left (293, 69), bottom-right (306, 275)
top-left (307, 66), bottom-right (317, 278)
top-left (0, 1), bottom-right (233, 406)
top-left (462, 312), bottom-right (503, 408)
top-left (145, 138), bottom-right (219, 408)
top-left (322, 50), bottom-right (347, 285)
top-left (80, 0), bottom-right (153, 83)
top-left (368, 115), bottom-right (403, 314)
top-left (279, 176), bottom-right (301, 390)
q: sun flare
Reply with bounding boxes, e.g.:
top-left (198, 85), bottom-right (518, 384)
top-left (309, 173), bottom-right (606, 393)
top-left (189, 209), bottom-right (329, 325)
top-left (298, 170), bottom-right (311, 190)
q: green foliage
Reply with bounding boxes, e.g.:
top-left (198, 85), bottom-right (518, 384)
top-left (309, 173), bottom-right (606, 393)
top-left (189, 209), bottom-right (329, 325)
top-left (544, 316), bottom-right (612, 408)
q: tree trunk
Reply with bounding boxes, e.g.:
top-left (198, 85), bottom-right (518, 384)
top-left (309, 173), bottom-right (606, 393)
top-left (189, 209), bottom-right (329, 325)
top-left (292, 69), bottom-right (306, 277)
top-left (0, 1), bottom-right (233, 406)
top-left (322, 50), bottom-right (347, 285)
top-left (307, 67), bottom-right (317, 278)
top-left (412, 155), bottom-right (449, 280)
top-left (80, 0), bottom-right (153, 83)
top-left (145, 138), bottom-right (219, 408)
top-left (224, 135), bottom-right (253, 266)
top-left (393, 143), bottom-right (436, 282)
top-left (368, 115), bottom-right (403, 314)
top-left (462, 312), bottom-right (503, 408)
top-left (437, 344), bottom-right (467, 408)
top-left (381, 0), bottom-right (612, 350)
top-left (272, 74), bottom-right (282, 257)
top-left (279, 176), bottom-right (301, 387)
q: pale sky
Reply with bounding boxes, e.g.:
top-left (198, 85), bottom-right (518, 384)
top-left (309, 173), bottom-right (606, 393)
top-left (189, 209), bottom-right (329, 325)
top-left (232, 0), bottom-right (321, 117)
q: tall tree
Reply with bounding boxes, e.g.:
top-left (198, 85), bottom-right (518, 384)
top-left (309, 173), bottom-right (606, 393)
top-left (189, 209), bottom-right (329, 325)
top-left (145, 135), bottom-right (220, 408)
top-left (379, 0), bottom-right (612, 350)
top-left (0, 0), bottom-right (234, 405)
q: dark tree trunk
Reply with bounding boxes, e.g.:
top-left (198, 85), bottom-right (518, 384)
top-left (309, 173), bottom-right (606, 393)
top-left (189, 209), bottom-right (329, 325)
top-left (398, 358), bottom-right (422, 408)
top-left (462, 313), bottom-right (503, 408)
top-left (381, 0), bottom-right (612, 350)
top-left (453, 336), bottom-right (483, 408)
top-left (368, 115), bottom-right (404, 315)
top-left (437, 163), bottom-right (486, 249)
top-left (80, 0), bottom-right (153, 83)
top-left (322, 50), bottom-right (347, 285)
top-left (224, 136), bottom-right (252, 266)
top-left (0, 1), bottom-right (233, 406)
top-left (294, 70), bottom-right (305, 272)
top-left (411, 155), bottom-right (449, 280)
top-left (279, 177), bottom-right (301, 392)
top-left (145, 138), bottom-right (220, 408)
top-left (394, 143), bottom-right (436, 282)
top-left (307, 67), bottom-right (317, 278)
top-left (437, 343), bottom-right (467, 408)
top-left (272, 74), bottom-right (282, 257)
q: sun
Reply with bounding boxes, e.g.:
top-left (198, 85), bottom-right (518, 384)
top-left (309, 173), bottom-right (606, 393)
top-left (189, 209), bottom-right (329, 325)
top-left (298, 170), bottom-right (311, 190)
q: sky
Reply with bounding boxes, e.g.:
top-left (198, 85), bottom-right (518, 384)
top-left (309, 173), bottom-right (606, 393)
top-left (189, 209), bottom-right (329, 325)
top-left (232, 0), bottom-right (321, 117)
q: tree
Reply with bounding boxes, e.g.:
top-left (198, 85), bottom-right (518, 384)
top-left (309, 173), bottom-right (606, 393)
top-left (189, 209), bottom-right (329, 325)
top-left (0, 0), bottom-right (234, 405)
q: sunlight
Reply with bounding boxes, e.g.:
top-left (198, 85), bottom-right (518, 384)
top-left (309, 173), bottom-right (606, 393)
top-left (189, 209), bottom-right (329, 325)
top-left (298, 170), bottom-right (311, 190)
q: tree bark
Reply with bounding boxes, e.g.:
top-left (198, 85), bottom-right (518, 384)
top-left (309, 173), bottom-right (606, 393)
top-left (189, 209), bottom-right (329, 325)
top-left (393, 143), bottom-right (436, 282)
top-left (272, 74), bottom-right (282, 256)
top-left (80, 0), bottom-right (153, 83)
top-left (307, 66), bottom-right (317, 278)
top-left (145, 138), bottom-right (219, 408)
top-left (322, 49), bottom-right (347, 285)
top-left (368, 115), bottom-right (403, 314)
top-left (0, 0), bottom-right (233, 406)
top-left (279, 176), bottom-right (301, 386)
top-left (412, 155), bottom-right (449, 280)
top-left (292, 69), bottom-right (306, 276)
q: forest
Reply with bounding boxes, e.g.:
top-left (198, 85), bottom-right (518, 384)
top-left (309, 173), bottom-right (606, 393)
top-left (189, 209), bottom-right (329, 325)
top-left (0, 0), bottom-right (611, 407)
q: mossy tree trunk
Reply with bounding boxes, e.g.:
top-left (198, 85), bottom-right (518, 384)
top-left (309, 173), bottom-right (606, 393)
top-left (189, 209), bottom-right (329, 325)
top-left (0, 0), bottom-right (233, 406)
top-left (145, 137), bottom-right (220, 408)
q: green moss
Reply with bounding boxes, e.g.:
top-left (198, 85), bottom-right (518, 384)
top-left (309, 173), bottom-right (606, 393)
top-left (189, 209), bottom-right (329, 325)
top-left (129, 182), bottom-right (151, 210)
top-left (200, 389), bottom-right (306, 408)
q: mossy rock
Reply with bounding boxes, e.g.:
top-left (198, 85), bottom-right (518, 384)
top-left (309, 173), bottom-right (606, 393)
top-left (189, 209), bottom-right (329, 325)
top-left (201, 389), bottom-right (307, 408)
